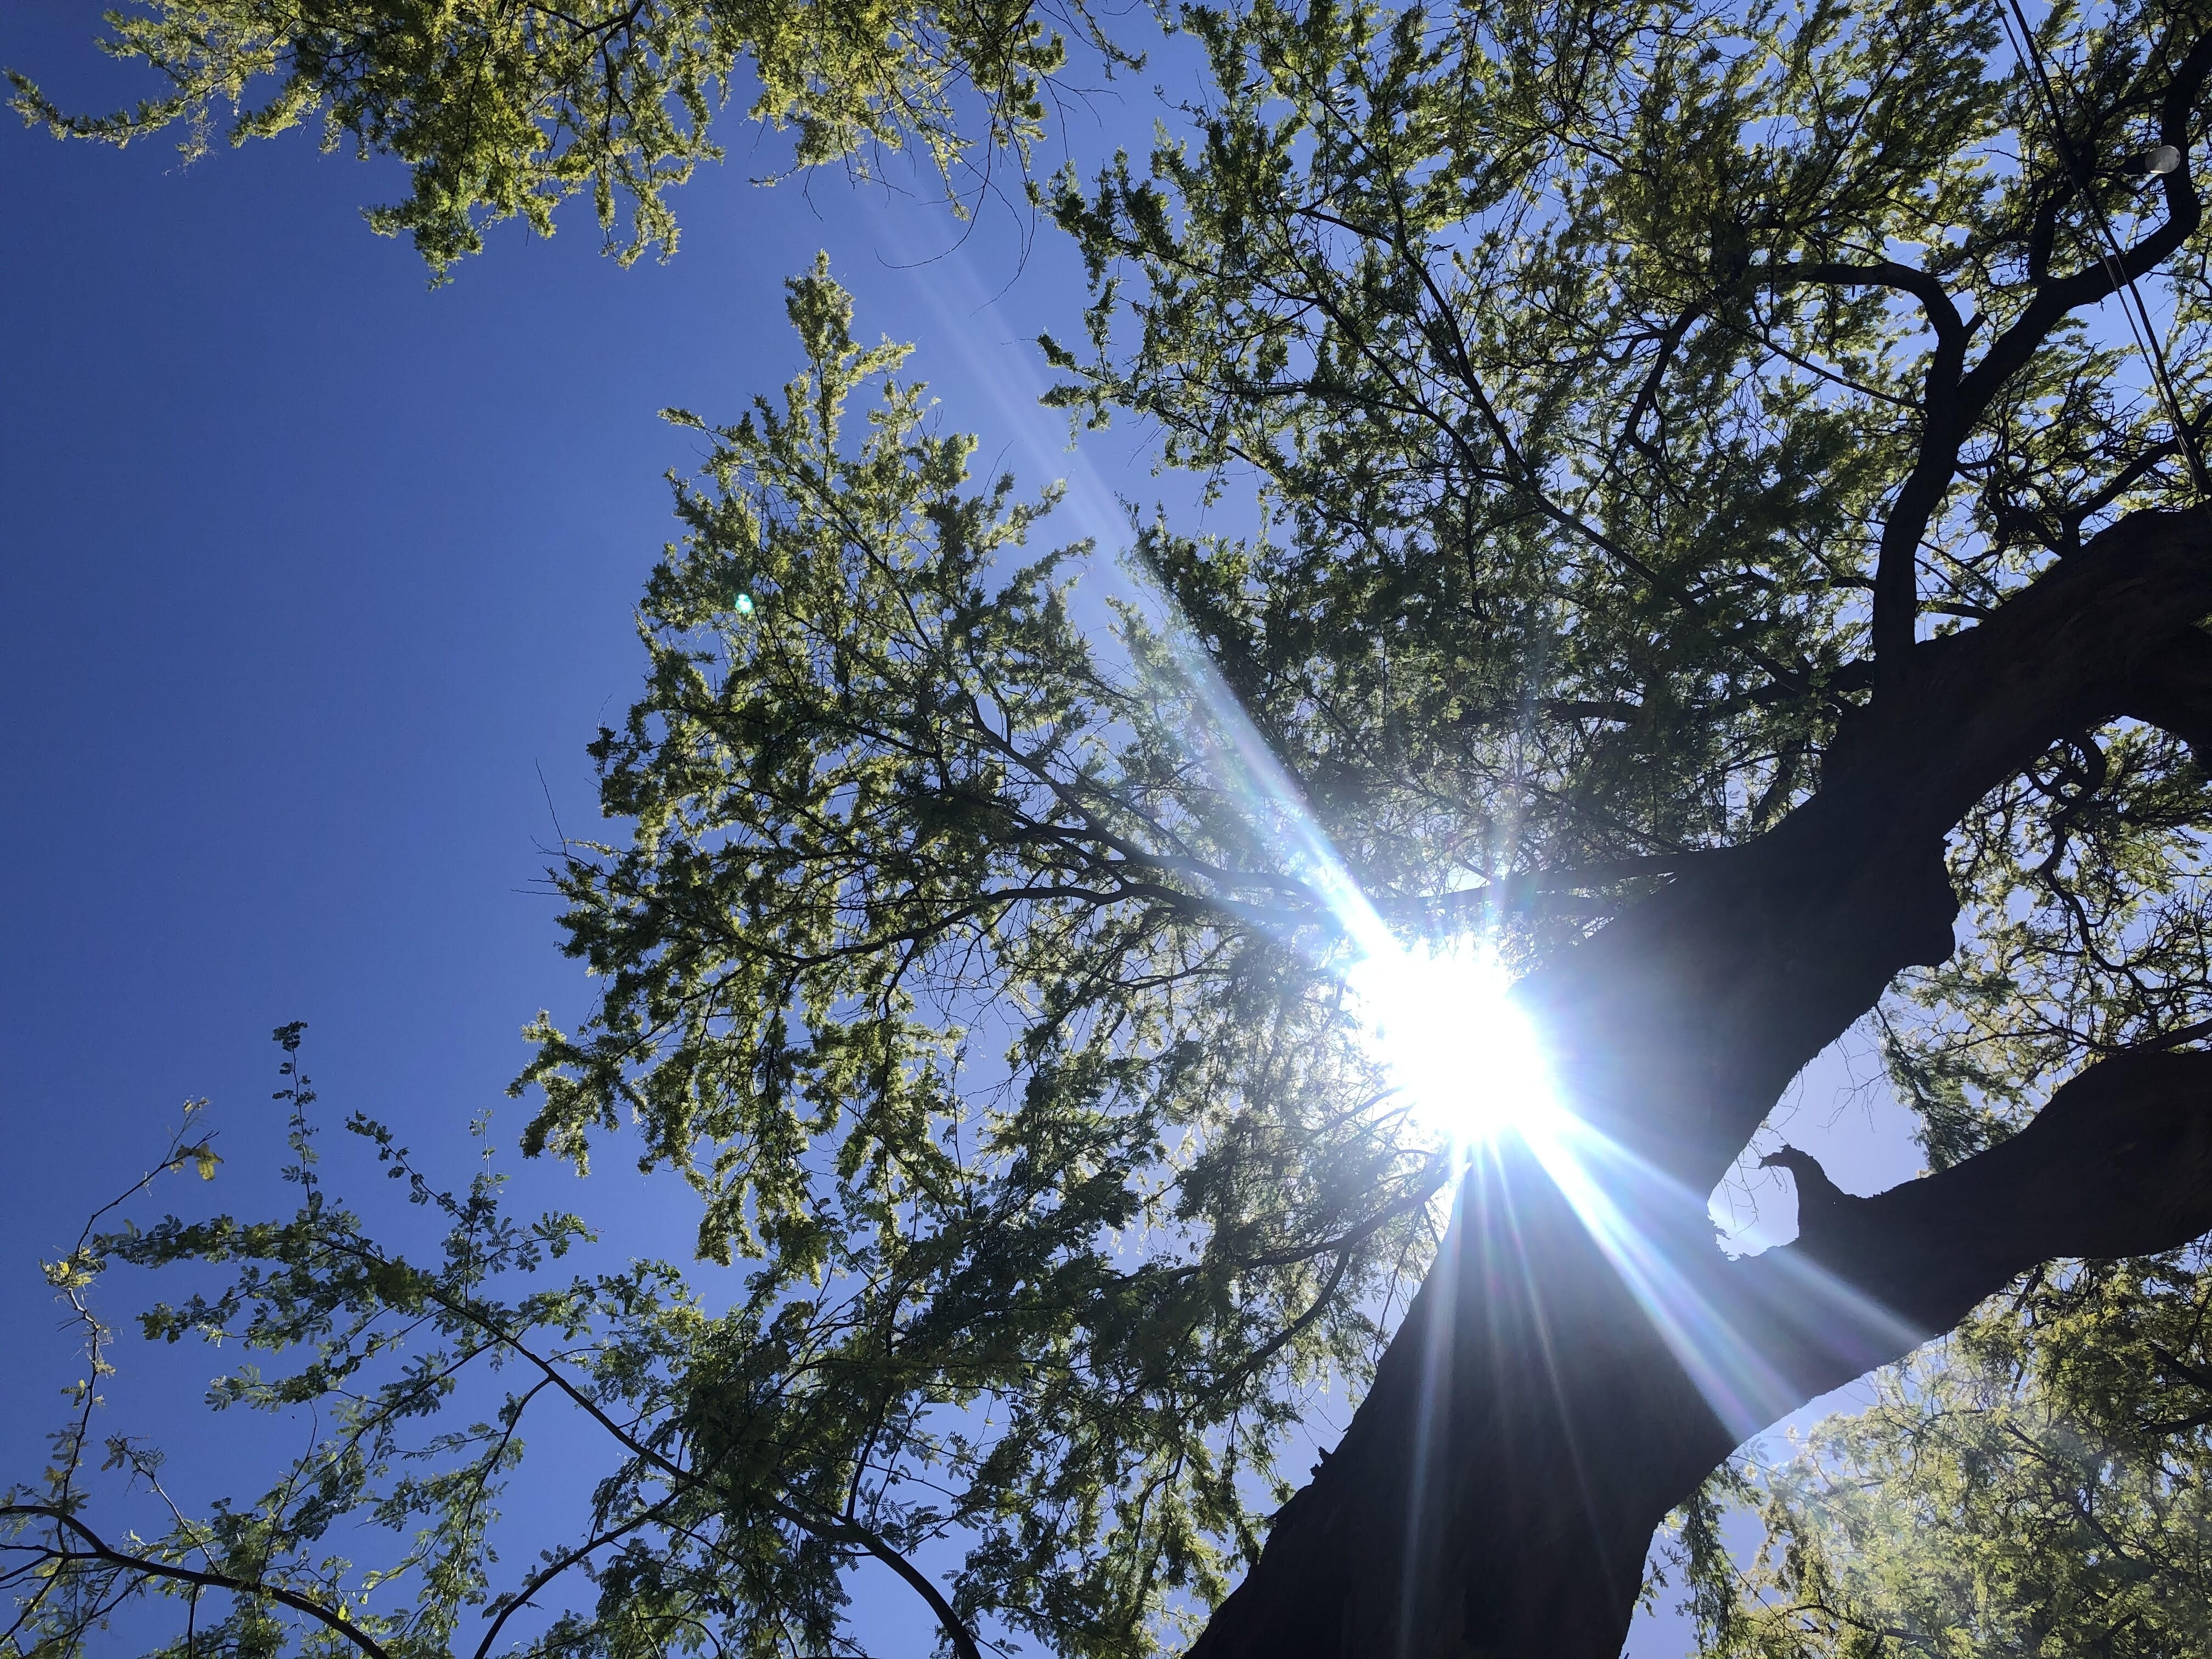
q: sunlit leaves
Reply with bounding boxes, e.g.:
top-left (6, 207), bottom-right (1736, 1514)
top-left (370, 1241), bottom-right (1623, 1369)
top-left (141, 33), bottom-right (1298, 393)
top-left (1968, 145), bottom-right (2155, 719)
top-left (2, 269), bottom-right (1447, 1659)
top-left (1043, 0), bottom-right (2212, 938)
top-left (8, 0), bottom-right (1106, 276)
top-left (1695, 1251), bottom-right (2212, 1658)
top-left (1032, 0), bottom-right (2212, 1639)
top-left (1886, 720), bottom-right (2212, 1171)
top-left (506, 258), bottom-right (1445, 1650)
top-left (19, 0), bottom-right (2212, 1650)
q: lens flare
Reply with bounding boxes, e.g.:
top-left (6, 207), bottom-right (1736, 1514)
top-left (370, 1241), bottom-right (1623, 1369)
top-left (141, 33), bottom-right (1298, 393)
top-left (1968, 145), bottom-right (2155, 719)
top-left (1347, 939), bottom-right (1559, 1146)
top-left (878, 244), bottom-right (1925, 1454)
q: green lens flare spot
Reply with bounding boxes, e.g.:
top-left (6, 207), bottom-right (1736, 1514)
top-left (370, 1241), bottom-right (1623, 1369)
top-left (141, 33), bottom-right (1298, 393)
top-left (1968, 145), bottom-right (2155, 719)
top-left (733, 592), bottom-right (755, 616)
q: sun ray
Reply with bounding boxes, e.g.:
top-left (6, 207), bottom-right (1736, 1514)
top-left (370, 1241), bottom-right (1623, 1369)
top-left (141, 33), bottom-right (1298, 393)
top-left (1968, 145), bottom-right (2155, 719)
top-left (1143, 601), bottom-right (1927, 1446)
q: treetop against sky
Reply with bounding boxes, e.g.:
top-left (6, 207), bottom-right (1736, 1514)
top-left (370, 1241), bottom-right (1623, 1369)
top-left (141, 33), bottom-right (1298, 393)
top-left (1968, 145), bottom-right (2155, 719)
top-left (10, 0), bottom-right (2212, 1656)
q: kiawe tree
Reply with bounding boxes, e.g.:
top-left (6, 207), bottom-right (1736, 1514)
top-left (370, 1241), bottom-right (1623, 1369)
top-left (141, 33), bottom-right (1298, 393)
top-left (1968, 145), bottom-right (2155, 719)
top-left (5, 0), bottom-right (1116, 272)
top-left (1696, 1248), bottom-right (2212, 1656)
top-left (14, 1), bottom-right (2212, 1657)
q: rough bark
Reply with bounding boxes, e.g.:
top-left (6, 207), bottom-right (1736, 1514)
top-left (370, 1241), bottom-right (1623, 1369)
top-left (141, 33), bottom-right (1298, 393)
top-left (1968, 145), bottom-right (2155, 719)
top-left (1187, 509), bottom-right (2212, 1659)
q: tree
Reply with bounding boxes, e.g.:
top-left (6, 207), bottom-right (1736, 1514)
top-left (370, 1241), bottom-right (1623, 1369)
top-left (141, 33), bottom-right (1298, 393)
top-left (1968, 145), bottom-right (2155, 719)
top-left (1693, 1248), bottom-right (2212, 1656)
top-left (5, 0), bottom-right (1120, 274)
top-left (13, 0), bottom-right (2212, 1656)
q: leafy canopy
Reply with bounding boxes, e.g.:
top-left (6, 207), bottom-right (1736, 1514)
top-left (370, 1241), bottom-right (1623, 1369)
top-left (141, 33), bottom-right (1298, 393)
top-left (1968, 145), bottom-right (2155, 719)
top-left (15, 0), bottom-right (2212, 1653)
top-left (7, 0), bottom-right (1117, 274)
top-left (1687, 1250), bottom-right (2212, 1657)
top-left (4, 271), bottom-right (1446, 1659)
top-left (1040, 0), bottom-right (2212, 1138)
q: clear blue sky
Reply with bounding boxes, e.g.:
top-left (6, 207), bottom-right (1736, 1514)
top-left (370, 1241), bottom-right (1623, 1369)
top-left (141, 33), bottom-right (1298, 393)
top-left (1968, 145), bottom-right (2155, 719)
top-left (0, 6), bottom-right (1924, 1652)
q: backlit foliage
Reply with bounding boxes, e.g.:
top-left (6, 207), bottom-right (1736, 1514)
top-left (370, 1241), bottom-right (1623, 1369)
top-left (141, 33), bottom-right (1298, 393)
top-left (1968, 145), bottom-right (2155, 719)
top-left (14, 0), bottom-right (2212, 1652)
top-left (1690, 1252), bottom-right (2212, 1657)
top-left (7, 0), bottom-right (1113, 274)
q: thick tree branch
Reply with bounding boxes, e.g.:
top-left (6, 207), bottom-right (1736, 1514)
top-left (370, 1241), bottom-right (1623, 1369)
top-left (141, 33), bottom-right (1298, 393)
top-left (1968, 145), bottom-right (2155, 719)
top-left (1763, 259), bottom-right (1967, 345)
top-left (1193, 1049), bottom-right (2212, 1659)
top-left (1521, 507), bottom-right (2212, 1199)
top-left (1193, 498), bottom-right (2212, 1659)
top-left (1737, 1048), bottom-right (2212, 1408)
top-left (2121, 623), bottom-right (2212, 761)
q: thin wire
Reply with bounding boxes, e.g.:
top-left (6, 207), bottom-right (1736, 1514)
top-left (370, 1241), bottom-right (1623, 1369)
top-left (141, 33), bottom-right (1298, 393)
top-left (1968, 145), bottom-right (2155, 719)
top-left (1998, 0), bottom-right (2211, 501)
top-left (2001, 0), bottom-right (2202, 485)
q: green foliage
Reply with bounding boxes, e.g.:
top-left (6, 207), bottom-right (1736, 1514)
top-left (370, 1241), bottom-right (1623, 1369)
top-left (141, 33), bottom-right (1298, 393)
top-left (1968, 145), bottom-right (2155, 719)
top-left (1042, 0), bottom-right (2212, 1177)
top-left (514, 257), bottom-right (1447, 1646)
top-left (4, 272), bottom-right (1447, 1659)
top-left (19, 0), bottom-right (2212, 1651)
top-left (1045, 0), bottom-right (1955, 867)
top-left (1689, 1251), bottom-right (2212, 1657)
top-left (7, 0), bottom-right (1111, 276)
top-left (1883, 718), bottom-right (2212, 1171)
top-left (7, 1033), bottom-right (613, 1659)
top-left (1075, 0), bottom-right (2212, 869)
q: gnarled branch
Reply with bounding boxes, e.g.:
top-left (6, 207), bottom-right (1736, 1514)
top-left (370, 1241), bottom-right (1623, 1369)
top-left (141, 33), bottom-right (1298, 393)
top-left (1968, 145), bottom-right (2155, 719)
top-left (1738, 1047), bottom-right (2212, 1407)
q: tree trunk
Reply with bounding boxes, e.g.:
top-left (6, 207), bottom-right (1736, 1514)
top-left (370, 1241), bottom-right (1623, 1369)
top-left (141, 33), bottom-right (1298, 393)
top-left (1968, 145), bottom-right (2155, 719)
top-left (1188, 510), bottom-right (2212, 1659)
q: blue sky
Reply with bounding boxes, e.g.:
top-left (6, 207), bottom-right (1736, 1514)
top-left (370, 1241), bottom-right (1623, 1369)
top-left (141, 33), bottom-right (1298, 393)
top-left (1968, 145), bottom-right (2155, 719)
top-left (0, 5), bottom-right (1928, 1652)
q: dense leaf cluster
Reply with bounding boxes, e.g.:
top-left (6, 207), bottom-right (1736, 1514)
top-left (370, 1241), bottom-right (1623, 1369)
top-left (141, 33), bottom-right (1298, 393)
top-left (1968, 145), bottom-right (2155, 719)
top-left (7, 0), bottom-right (1107, 273)
top-left (1687, 1251), bottom-right (2212, 1656)
top-left (1045, 0), bottom-right (2212, 899)
top-left (5, 274), bottom-right (1448, 1659)
top-left (513, 258), bottom-right (1447, 1647)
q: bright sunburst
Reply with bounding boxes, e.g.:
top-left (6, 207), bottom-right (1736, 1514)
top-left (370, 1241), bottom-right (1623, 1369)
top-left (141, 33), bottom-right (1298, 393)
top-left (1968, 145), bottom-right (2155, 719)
top-left (1345, 938), bottom-right (1560, 1147)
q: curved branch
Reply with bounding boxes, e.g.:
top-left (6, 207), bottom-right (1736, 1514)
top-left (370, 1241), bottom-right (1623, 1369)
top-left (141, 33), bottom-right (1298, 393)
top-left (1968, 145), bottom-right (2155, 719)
top-left (0, 1505), bottom-right (392, 1659)
top-left (1734, 1047), bottom-right (2212, 1406)
top-left (470, 1497), bottom-right (676, 1659)
top-left (788, 1501), bottom-right (984, 1659)
top-left (1520, 505), bottom-right (2212, 1198)
top-left (1763, 259), bottom-right (1967, 346)
top-left (1191, 523), bottom-right (2212, 1659)
top-left (1192, 1048), bottom-right (2212, 1659)
top-left (2120, 624), bottom-right (2212, 760)
top-left (309, 1238), bottom-right (989, 1659)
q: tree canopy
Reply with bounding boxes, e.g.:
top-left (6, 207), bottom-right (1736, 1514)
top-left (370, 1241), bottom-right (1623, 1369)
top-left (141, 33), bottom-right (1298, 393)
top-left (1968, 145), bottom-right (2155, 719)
top-left (13, 0), bottom-right (2212, 1655)
top-left (1697, 1246), bottom-right (2212, 1656)
top-left (7, 0), bottom-right (1115, 272)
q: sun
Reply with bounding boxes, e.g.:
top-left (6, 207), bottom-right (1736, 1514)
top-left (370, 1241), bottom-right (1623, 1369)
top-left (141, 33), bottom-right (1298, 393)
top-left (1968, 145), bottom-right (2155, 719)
top-left (1345, 937), bottom-right (1559, 1146)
